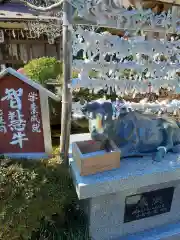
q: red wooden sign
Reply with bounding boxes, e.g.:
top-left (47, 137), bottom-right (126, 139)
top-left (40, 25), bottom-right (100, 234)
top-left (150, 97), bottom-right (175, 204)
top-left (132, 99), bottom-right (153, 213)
top-left (0, 74), bottom-right (45, 154)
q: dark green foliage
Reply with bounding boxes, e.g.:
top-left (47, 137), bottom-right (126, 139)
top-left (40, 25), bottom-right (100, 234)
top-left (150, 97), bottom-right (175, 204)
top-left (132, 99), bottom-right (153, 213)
top-left (0, 153), bottom-right (87, 240)
top-left (73, 87), bottom-right (117, 102)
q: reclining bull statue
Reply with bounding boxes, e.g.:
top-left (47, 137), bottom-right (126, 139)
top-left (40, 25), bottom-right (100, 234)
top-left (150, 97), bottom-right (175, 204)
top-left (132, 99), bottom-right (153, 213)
top-left (81, 100), bottom-right (180, 161)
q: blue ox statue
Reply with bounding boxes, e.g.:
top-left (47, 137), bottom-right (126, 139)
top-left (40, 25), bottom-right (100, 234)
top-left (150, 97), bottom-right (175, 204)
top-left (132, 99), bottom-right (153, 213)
top-left (81, 100), bottom-right (180, 161)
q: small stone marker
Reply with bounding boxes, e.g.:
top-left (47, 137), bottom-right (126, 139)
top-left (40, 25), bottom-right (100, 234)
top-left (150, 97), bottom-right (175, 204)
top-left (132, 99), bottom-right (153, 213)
top-left (0, 67), bottom-right (60, 159)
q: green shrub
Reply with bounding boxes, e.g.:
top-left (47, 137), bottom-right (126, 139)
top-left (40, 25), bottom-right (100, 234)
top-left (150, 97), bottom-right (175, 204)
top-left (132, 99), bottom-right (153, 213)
top-left (24, 57), bottom-right (62, 85)
top-left (0, 153), bottom-right (77, 240)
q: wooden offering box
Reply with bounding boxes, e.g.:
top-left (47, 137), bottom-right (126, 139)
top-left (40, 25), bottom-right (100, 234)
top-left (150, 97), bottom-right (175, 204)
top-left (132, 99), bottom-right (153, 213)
top-left (72, 140), bottom-right (120, 176)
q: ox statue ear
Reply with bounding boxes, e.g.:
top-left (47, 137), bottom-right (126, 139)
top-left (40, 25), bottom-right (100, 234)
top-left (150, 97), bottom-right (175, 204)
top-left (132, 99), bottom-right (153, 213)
top-left (89, 112), bottom-right (95, 119)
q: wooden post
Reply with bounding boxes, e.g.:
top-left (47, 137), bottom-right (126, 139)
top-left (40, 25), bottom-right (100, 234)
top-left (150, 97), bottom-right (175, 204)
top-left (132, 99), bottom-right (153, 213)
top-left (60, 0), bottom-right (72, 165)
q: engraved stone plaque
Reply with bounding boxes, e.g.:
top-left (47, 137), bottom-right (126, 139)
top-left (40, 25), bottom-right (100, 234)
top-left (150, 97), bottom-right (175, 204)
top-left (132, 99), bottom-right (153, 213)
top-left (124, 187), bottom-right (174, 223)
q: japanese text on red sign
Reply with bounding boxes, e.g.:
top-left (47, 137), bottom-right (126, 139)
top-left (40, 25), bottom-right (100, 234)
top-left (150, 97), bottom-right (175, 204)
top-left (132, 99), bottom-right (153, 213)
top-left (28, 92), bottom-right (41, 133)
top-left (0, 88), bottom-right (42, 149)
top-left (1, 88), bottom-right (28, 148)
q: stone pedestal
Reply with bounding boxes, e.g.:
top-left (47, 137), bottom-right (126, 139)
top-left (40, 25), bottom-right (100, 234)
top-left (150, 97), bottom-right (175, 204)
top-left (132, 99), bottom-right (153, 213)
top-left (69, 134), bottom-right (180, 240)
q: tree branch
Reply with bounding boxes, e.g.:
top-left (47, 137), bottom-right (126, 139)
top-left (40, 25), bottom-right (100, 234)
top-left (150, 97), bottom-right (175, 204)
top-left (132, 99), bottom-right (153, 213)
top-left (21, 0), bottom-right (65, 11)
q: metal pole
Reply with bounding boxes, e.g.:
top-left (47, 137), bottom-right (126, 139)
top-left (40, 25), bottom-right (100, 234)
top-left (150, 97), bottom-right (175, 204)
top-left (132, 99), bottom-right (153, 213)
top-left (60, 0), bottom-right (72, 165)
